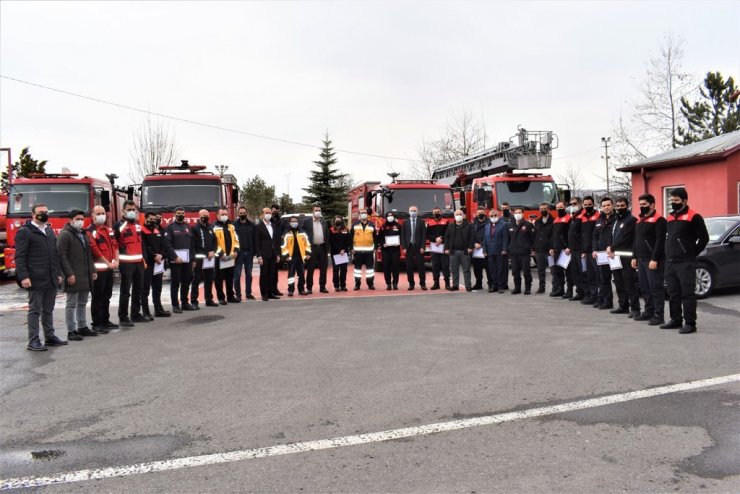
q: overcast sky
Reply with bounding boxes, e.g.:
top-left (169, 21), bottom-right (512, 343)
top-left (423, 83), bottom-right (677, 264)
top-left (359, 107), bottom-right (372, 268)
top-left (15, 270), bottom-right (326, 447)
top-left (1, 1), bottom-right (738, 200)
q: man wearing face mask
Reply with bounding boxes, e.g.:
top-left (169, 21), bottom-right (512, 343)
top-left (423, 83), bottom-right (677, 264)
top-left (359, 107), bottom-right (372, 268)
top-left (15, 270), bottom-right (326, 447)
top-left (233, 206), bottom-right (256, 301)
top-left (549, 201), bottom-right (571, 297)
top-left (351, 208), bottom-right (376, 291)
top-left (426, 206), bottom-right (450, 290)
top-left (508, 208), bottom-right (535, 294)
top-left (281, 217), bottom-right (311, 296)
top-left (141, 211), bottom-right (170, 319)
top-left (607, 197), bottom-right (640, 318)
top-left (255, 207), bottom-right (281, 301)
top-left (378, 211), bottom-right (402, 290)
top-left (579, 196), bottom-right (601, 305)
top-left (329, 216), bottom-right (351, 292)
top-left (631, 194), bottom-right (667, 326)
top-left (213, 208), bottom-right (240, 304)
top-left (565, 197), bottom-right (586, 301)
top-left (501, 202), bottom-right (513, 223)
top-left (662, 187), bottom-right (709, 334)
top-left (57, 209), bottom-right (98, 341)
top-left (114, 200), bottom-right (146, 327)
top-left (401, 205), bottom-right (428, 290)
top-left (165, 206), bottom-right (195, 313)
top-left (592, 197), bottom-right (616, 310)
top-left (15, 203), bottom-right (66, 351)
top-left (269, 204), bottom-right (283, 296)
top-left (483, 210), bottom-right (509, 293)
top-left (533, 202), bottom-right (554, 294)
top-left (499, 202), bottom-right (512, 288)
top-left (190, 209), bottom-right (217, 308)
top-left (469, 207), bottom-right (491, 291)
top-left (87, 205), bottom-right (119, 333)
top-left (303, 205), bottom-right (330, 294)
top-left (444, 209), bottom-right (473, 292)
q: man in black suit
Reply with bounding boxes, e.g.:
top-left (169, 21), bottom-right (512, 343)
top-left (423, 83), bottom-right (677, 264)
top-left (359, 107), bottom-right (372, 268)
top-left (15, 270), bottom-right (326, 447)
top-left (401, 205), bottom-right (427, 290)
top-left (254, 207), bottom-right (281, 301)
top-left (302, 205), bottom-right (330, 294)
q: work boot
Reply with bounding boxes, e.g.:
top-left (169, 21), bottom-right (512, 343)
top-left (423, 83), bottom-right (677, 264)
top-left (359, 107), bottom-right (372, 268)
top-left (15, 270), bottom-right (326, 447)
top-left (660, 320), bottom-right (683, 330)
top-left (67, 331), bottom-right (84, 341)
top-left (154, 305), bottom-right (172, 317)
top-left (131, 314), bottom-right (150, 323)
top-left (354, 283), bottom-right (361, 291)
top-left (77, 327), bottom-right (98, 337)
top-left (679, 324), bottom-right (697, 334)
top-left (648, 317), bottom-right (665, 326)
top-left (431, 282), bottom-right (440, 290)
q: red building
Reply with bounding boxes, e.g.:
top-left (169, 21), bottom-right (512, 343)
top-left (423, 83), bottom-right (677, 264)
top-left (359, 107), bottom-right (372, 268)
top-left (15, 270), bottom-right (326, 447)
top-left (617, 130), bottom-right (740, 217)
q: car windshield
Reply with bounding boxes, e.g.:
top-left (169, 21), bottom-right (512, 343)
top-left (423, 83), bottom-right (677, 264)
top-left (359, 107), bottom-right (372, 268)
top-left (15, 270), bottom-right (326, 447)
top-left (383, 189), bottom-right (454, 214)
top-left (141, 180), bottom-right (221, 210)
top-left (705, 218), bottom-right (739, 242)
top-left (8, 184), bottom-right (90, 215)
top-left (494, 181), bottom-right (558, 210)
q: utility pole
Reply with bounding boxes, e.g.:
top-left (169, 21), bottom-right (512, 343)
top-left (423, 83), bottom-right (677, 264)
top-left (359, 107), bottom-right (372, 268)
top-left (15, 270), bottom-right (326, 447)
top-left (215, 165), bottom-right (229, 177)
top-left (601, 137), bottom-right (611, 195)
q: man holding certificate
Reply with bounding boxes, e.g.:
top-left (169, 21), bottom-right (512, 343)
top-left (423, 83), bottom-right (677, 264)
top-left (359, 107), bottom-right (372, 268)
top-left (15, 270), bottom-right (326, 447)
top-left (378, 212), bottom-right (402, 290)
top-left (165, 207), bottom-right (195, 313)
top-left (592, 197), bottom-right (617, 310)
top-left (401, 205), bottom-right (427, 291)
top-left (607, 197), bottom-right (640, 318)
top-left (281, 218), bottom-right (311, 296)
top-left (213, 208), bottom-right (240, 304)
top-left (329, 216), bottom-right (351, 292)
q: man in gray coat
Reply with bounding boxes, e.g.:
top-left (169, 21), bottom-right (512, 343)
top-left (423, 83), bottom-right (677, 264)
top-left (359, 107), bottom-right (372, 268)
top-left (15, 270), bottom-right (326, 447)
top-left (15, 203), bottom-right (66, 351)
top-left (57, 209), bottom-right (98, 341)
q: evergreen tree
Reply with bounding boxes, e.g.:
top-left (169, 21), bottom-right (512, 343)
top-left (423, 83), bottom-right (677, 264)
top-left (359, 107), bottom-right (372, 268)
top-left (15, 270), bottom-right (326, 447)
top-left (303, 133), bottom-right (348, 219)
top-left (240, 175), bottom-right (276, 219)
top-left (1, 147), bottom-right (48, 193)
top-left (678, 71), bottom-right (739, 144)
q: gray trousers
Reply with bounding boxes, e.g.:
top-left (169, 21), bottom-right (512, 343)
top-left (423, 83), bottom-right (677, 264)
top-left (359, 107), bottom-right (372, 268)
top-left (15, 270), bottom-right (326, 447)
top-left (28, 288), bottom-right (58, 344)
top-left (65, 291), bottom-right (90, 332)
top-left (449, 250), bottom-right (472, 289)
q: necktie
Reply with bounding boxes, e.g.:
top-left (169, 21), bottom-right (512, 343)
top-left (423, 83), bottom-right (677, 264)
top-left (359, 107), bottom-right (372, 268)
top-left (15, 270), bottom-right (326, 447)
top-left (411, 220), bottom-right (415, 244)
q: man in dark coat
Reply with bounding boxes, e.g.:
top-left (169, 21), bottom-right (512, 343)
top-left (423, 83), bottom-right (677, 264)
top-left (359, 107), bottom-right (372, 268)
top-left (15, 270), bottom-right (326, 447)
top-left (15, 203), bottom-right (67, 351)
top-left (444, 209), bottom-right (473, 292)
top-left (57, 209), bottom-right (98, 341)
top-left (469, 207), bottom-right (491, 291)
top-left (303, 205), bottom-right (330, 294)
top-left (255, 207), bottom-right (281, 301)
top-left (401, 205), bottom-right (428, 290)
top-left (508, 208), bottom-right (535, 294)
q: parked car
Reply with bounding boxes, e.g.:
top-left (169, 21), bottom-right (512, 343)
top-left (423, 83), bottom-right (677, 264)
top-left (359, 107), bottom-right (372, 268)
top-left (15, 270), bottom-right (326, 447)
top-left (696, 215), bottom-right (740, 298)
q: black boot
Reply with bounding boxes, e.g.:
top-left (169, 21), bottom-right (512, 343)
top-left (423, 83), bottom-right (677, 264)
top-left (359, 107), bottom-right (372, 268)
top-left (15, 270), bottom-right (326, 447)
top-left (154, 305), bottom-right (171, 317)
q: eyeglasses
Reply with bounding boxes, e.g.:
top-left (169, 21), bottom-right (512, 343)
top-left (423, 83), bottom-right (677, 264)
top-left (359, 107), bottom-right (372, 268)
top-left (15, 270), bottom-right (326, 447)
top-left (569, 202), bottom-right (578, 206)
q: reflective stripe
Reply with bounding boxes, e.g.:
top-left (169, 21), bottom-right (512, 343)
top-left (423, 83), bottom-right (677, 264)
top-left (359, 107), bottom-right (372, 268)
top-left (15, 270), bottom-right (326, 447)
top-left (119, 254), bottom-right (143, 262)
top-left (195, 254), bottom-right (207, 259)
top-left (354, 246), bottom-right (375, 251)
top-left (94, 263), bottom-right (108, 270)
top-left (287, 277), bottom-right (295, 284)
top-left (353, 269), bottom-right (362, 275)
top-left (614, 251), bottom-right (633, 257)
top-left (366, 269), bottom-right (375, 275)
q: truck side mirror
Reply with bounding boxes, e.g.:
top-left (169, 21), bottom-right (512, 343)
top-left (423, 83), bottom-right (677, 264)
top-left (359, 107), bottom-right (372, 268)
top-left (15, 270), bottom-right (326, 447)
top-left (562, 189), bottom-right (571, 204)
top-left (127, 186), bottom-right (135, 200)
top-left (100, 191), bottom-right (111, 212)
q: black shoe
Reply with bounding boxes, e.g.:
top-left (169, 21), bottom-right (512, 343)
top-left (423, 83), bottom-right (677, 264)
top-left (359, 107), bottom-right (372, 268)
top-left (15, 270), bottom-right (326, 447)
top-left (299, 290), bottom-right (308, 296)
top-left (205, 300), bottom-right (219, 307)
top-left (628, 311), bottom-right (641, 319)
top-left (155, 308), bottom-right (172, 317)
top-left (511, 289), bottom-right (521, 295)
top-left (354, 285), bottom-right (361, 291)
top-left (387, 284), bottom-right (393, 291)
top-left (275, 290), bottom-right (284, 296)
top-left (570, 295), bottom-right (585, 301)
top-left (562, 293), bottom-right (573, 300)
top-left (227, 298), bottom-right (240, 304)
top-left (320, 288), bottom-right (329, 294)
top-left (420, 285), bottom-right (427, 291)
top-left (306, 289), bottom-right (313, 295)
top-left (288, 291), bottom-right (294, 297)
top-left (488, 287), bottom-right (496, 293)
top-left (119, 317), bottom-right (135, 327)
top-left (142, 313), bottom-right (155, 321)
top-left (634, 312), bottom-right (651, 321)
top-left (104, 321), bottom-right (119, 329)
top-left (27, 340), bottom-right (47, 351)
top-left (92, 325), bottom-right (109, 334)
top-left (218, 300), bottom-right (227, 305)
top-left (46, 335), bottom-right (68, 346)
top-left (524, 289), bottom-right (531, 295)
top-left (67, 331), bottom-right (84, 341)
top-left (246, 294), bottom-right (256, 300)
top-left (660, 320), bottom-right (683, 330)
top-left (472, 285), bottom-right (483, 291)
top-left (368, 285), bottom-right (375, 290)
top-left (599, 304), bottom-right (614, 310)
top-left (335, 286), bottom-right (341, 292)
top-left (77, 327), bottom-right (98, 337)
top-left (448, 286), bottom-right (460, 291)
top-left (648, 317), bottom-right (665, 326)
top-left (408, 285), bottom-right (415, 291)
top-left (190, 302), bottom-right (200, 310)
top-left (679, 324), bottom-right (697, 334)
top-left (431, 284), bottom-right (440, 291)
top-left (341, 287), bottom-right (348, 292)
top-left (610, 307), bottom-right (629, 315)
top-left (262, 296), bottom-right (269, 301)
top-left (498, 289), bottom-right (505, 294)
top-left (550, 291), bottom-right (564, 297)
top-left (131, 314), bottom-right (150, 323)
top-left (536, 287), bottom-right (545, 294)
top-left (172, 305), bottom-right (182, 314)
top-left (268, 294), bottom-right (280, 299)
top-left (393, 285), bottom-right (399, 290)
top-left (581, 297), bottom-right (595, 305)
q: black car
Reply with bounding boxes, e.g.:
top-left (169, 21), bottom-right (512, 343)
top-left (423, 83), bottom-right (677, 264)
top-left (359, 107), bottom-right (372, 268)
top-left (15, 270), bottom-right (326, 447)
top-left (696, 215), bottom-right (740, 298)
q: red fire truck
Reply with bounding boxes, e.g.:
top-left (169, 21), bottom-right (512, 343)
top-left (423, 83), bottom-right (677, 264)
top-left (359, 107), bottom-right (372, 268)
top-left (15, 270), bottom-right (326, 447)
top-left (432, 127), bottom-right (569, 221)
top-left (0, 194), bottom-right (8, 277)
top-left (139, 160), bottom-right (239, 225)
top-left (4, 172), bottom-right (133, 274)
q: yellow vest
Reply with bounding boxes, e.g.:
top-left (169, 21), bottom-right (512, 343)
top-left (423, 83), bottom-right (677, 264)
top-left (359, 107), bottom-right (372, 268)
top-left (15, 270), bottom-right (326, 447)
top-left (213, 223), bottom-right (239, 256)
top-left (353, 221), bottom-right (376, 251)
top-left (281, 230), bottom-right (311, 260)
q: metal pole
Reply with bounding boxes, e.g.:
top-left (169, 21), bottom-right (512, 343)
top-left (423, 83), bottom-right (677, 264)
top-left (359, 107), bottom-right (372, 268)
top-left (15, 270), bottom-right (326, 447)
top-left (601, 137), bottom-right (611, 195)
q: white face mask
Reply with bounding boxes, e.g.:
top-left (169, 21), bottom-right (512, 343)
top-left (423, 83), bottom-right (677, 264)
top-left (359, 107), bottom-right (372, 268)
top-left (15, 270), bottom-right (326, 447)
top-left (220, 215), bottom-right (228, 222)
top-left (409, 211), bottom-right (417, 218)
top-left (314, 211), bottom-right (322, 218)
top-left (125, 211), bottom-right (137, 221)
top-left (387, 216), bottom-right (395, 223)
top-left (290, 222), bottom-right (299, 229)
top-left (514, 213), bottom-right (523, 221)
top-left (263, 213), bottom-right (272, 221)
top-left (490, 216), bottom-right (499, 223)
top-left (72, 219), bottom-right (84, 230)
top-left (455, 214), bottom-right (463, 223)
top-left (94, 214), bottom-right (106, 225)
top-left (360, 213), bottom-right (368, 220)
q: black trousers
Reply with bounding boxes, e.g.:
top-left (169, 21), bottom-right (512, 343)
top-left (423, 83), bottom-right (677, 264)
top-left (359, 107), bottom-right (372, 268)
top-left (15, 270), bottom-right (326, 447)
top-left (568, 251), bottom-right (586, 296)
top-left (353, 251), bottom-right (375, 287)
top-left (118, 262), bottom-right (143, 318)
top-left (405, 243), bottom-right (426, 286)
top-left (472, 256), bottom-right (491, 288)
top-left (551, 250), bottom-right (566, 293)
top-left (91, 269), bottom-right (114, 326)
top-left (170, 262), bottom-right (192, 307)
top-left (597, 264), bottom-right (614, 306)
top-left (306, 244), bottom-right (328, 290)
top-left (637, 259), bottom-right (665, 318)
top-left (584, 253), bottom-right (599, 299)
top-left (332, 258), bottom-right (348, 289)
top-left (431, 252), bottom-right (450, 285)
top-left (501, 254), bottom-right (510, 288)
top-left (288, 258), bottom-right (306, 293)
top-left (534, 252), bottom-right (550, 291)
top-left (141, 264), bottom-right (163, 313)
top-left (259, 255), bottom-right (278, 297)
top-left (612, 257), bottom-right (640, 311)
top-left (191, 260), bottom-right (215, 304)
top-left (487, 254), bottom-right (507, 290)
top-left (215, 261), bottom-right (235, 301)
top-left (510, 254), bottom-right (532, 290)
top-left (665, 260), bottom-right (697, 325)
top-left (382, 248), bottom-right (400, 286)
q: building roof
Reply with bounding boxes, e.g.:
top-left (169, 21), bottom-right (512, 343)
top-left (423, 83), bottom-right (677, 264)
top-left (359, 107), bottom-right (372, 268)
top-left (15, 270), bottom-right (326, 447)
top-left (617, 130), bottom-right (740, 172)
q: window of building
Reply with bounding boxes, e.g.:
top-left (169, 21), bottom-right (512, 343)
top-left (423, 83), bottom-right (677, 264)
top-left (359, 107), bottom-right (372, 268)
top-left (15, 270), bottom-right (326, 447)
top-left (663, 185), bottom-right (685, 216)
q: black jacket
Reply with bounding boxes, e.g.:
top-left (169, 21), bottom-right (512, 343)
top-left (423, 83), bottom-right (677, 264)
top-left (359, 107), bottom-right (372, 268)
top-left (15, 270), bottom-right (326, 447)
top-left (567, 210), bottom-right (584, 251)
top-left (533, 215), bottom-right (553, 253)
top-left (57, 223), bottom-right (96, 293)
top-left (580, 210), bottom-right (601, 253)
top-left (507, 220), bottom-right (535, 255)
top-left (444, 221), bottom-right (473, 251)
top-left (634, 211), bottom-right (667, 261)
top-left (593, 212), bottom-right (616, 252)
top-left (550, 214), bottom-right (572, 251)
top-left (378, 221), bottom-right (402, 251)
top-left (426, 216), bottom-right (450, 243)
top-left (141, 224), bottom-right (165, 265)
top-left (191, 222), bottom-right (216, 259)
top-left (665, 206), bottom-right (709, 262)
top-left (328, 226), bottom-right (352, 255)
top-left (165, 221), bottom-right (194, 261)
top-left (470, 217), bottom-right (490, 246)
top-left (255, 220), bottom-right (280, 259)
top-left (233, 218), bottom-right (255, 252)
top-left (609, 211), bottom-right (637, 254)
top-left (401, 217), bottom-right (428, 248)
top-left (14, 221), bottom-right (61, 290)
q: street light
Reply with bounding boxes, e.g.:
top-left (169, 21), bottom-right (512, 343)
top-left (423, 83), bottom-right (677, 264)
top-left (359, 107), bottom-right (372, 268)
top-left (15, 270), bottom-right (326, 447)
top-left (601, 137), bottom-right (611, 195)
top-left (215, 165), bottom-right (229, 177)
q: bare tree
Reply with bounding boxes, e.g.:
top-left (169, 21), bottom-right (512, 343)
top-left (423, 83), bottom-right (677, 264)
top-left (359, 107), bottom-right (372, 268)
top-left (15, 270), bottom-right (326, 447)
top-left (128, 115), bottom-right (180, 183)
top-left (556, 162), bottom-right (586, 197)
top-left (408, 109), bottom-right (488, 179)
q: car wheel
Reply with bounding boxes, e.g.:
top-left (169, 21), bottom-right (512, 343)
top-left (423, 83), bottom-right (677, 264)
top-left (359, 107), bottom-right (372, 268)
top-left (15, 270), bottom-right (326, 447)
top-left (695, 263), bottom-right (714, 298)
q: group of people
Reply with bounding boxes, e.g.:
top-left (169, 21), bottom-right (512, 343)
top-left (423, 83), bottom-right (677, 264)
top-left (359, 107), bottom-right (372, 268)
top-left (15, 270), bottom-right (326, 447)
top-left (14, 187), bottom-right (709, 351)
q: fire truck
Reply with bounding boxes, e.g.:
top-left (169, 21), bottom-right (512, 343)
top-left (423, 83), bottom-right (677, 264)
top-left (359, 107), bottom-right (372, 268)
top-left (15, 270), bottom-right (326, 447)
top-left (139, 160), bottom-right (239, 225)
top-left (432, 127), bottom-right (569, 221)
top-left (347, 174), bottom-right (457, 264)
top-left (0, 194), bottom-right (8, 278)
top-left (4, 172), bottom-right (133, 274)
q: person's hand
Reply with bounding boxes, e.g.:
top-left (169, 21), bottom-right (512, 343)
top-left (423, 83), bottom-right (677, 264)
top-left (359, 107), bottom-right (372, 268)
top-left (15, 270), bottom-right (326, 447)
top-left (607, 251), bottom-right (615, 259)
top-left (221, 255), bottom-right (227, 262)
top-left (258, 257), bottom-right (264, 266)
top-left (305, 255), bottom-right (311, 261)
top-left (286, 256), bottom-right (292, 263)
top-left (649, 260), bottom-right (658, 270)
top-left (57, 276), bottom-right (63, 286)
top-left (191, 261), bottom-right (196, 269)
top-left (631, 259), bottom-right (638, 269)
top-left (435, 237), bottom-right (443, 245)
top-left (207, 251), bottom-right (215, 260)
top-left (467, 248), bottom-right (473, 254)
top-left (67, 275), bottom-right (76, 286)
top-left (549, 249), bottom-right (555, 256)
top-left (276, 256), bottom-right (280, 263)
top-left (175, 257), bottom-right (183, 264)
top-left (340, 249), bottom-right (345, 255)
top-left (565, 248), bottom-right (571, 255)
top-left (401, 249), bottom-right (406, 256)
top-left (93, 273), bottom-right (98, 281)
top-left (474, 243), bottom-right (481, 249)
top-left (444, 250), bottom-right (449, 255)
top-left (21, 278), bottom-right (32, 289)
top-left (383, 244), bottom-right (388, 248)
top-left (106, 261), bottom-right (115, 270)
top-left (154, 254), bottom-right (162, 263)
top-left (592, 252), bottom-right (598, 260)
top-left (606, 247), bottom-right (613, 254)
top-left (502, 251), bottom-right (507, 255)
top-left (419, 248), bottom-right (424, 254)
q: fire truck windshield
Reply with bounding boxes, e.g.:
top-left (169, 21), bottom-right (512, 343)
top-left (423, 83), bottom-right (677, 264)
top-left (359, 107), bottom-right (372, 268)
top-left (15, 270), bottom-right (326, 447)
top-left (141, 180), bottom-right (221, 210)
top-left (494, 181), bottom-right (558, 210)
top-left (384, 188), bottom-right (454, 214)
top-left (8, 184), bottom-right (90, 215)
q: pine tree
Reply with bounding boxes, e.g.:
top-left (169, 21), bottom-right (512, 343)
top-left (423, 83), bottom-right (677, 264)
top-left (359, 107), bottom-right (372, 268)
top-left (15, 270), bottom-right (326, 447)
top-left (678, 71), bottom-right (739, 145)
top-left (303, 133), bottom-right (349, 219)
top-left (240, 175), bottom-right (276, 219)
top-left (1, 147), bottom-right (48, 193)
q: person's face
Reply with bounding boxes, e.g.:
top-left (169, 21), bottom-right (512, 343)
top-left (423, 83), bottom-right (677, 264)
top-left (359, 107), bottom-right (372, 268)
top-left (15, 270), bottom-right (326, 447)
top-left (124, 206), bottom-right (137, 214)
top-left (569, 200), bottom-right (579, 209)
top-left (556, 203), bottom-right (565, 213)
top-left (239, 209), bottom-right (247, 217)
top-left (433, 208), bottom-right (441, 216)
top-left (72, 215), bottom-right (84, 223)
top-left (583, 200), bottom-right (593, 209)
top-left (271, 208), bottom-right (279, 215)
top-left (638, 199), bottom-right (650, 210)
top-left (410, 207), bottom-right (418, 214)
top-left (616, 202), bottom-right (627, 210)
top-left (601, 201), bottom-right (613, 214)
top-left (671, 196), bottom-right (686, 208)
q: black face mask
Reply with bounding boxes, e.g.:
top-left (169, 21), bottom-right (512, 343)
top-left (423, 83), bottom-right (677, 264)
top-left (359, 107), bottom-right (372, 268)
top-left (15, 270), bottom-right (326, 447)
top-left (503, 209), bottom-right (511, 217)
top-left (335, 221), bottom-right (342, 227)
top-left (146, 220), bottom-right (156, 227)
top-left (540, 210), bottom-right (548, 217)
top-left (584, 206), bottom-right (595, 215)
top-left (272, 212), bottom-right (280, 219)
top-left (671, 202), bottom-right (684, 212)
top-left (200, 217), bottom-right (209, 223)
top-left (239, 214), bottom-right (247, 221)
top-left (154, 219), bottom-right (162, 226)
top-left (433, 213), bottom-right (441, 219)
top-left (639, 206), bottom-right (651, 216)
top-left (615, 208), bottom-right (628, 217)
top-left (35, 212), bottom-right (49, 223)
top-left (477, 214), bottom-right (485, 220)
top-left (557, 209), bottom-right (566, 218)
top-left (175, 214), bottom-right (185, 222)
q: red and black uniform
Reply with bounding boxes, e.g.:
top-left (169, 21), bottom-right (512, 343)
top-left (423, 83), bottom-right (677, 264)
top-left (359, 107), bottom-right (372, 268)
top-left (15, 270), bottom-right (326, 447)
top-left (87, 223), bottom-right (118, 328)
top-left (609, 210), bottom-right (640, 314)
top-left (634, 210), bottom-right (667, 322)
top-left (549, 212), bottom-right (572, 296)
top-left (579, 208), bottom-right (601, 304)
top-left (664, 206), bottom-right (709, 328)
top-left (533, 213), bottom-right (554, 293)
top-left (507, 219), bottom-right (535, 293)
top-left (426, 215), bottom-right (451, 289)
top-left (165, 220), bottom-right (195, 310)
top-left (378, 220), bottom-right (402, 289)
top-left (141, 222), bottom-right (168, 317)
top-left (566, 209), bottom-right (586, 299)
top-left (114, 219), bottom-right (145, 321)
top-left (329, 224), bottom-right (352, 291)
top-left (592, 211), bottom-right (617, 309)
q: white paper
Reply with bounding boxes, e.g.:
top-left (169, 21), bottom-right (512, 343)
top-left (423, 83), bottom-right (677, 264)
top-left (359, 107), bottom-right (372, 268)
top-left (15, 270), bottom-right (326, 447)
top-left (595, 251), bottom-right (610, 265)
top-left (333, 253), bottom-right (349, 265)
top-left (581, 257), bottom-right (587, 272)
top-left (430, 242), bottom-right (445, 254)
top-left (219, 256), bottom-right (235, 269)
top-left (385, 235), bottom-right (400, 247)
top-left (472, 247), bottom-right (485, 259)
top-left (609, 255), bottom-right (623, 270)
top-left (153, 261), bottom-right (165, 275)
top-left (547, 255), bottom-right (555, 267)
top-left (556, 251), bottom-right (571, 269)
top-left (174, 249), bottom-right (190, 262)
top-left (202, 257), bottom-right (215, 270)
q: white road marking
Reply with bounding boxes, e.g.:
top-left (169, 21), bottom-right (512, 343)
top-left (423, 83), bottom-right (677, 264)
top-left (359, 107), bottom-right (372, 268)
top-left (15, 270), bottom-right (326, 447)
top-left (2, 373), bottom-right (738, 490)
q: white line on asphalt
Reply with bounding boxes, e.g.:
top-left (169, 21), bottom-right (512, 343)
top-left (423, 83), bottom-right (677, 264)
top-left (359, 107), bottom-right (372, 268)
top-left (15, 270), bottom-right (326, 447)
top-left (2, 373), bottom-right (738, 490)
